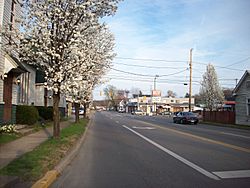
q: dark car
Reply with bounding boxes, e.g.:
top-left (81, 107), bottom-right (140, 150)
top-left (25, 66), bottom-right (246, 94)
top-left (173, 111), bottom-right (198, 124)
top-left (173, 111), bottom-right (180, 116)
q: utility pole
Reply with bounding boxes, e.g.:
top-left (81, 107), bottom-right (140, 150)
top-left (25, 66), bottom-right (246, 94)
top-left (153, 75), bottom-right (159, 114)
top-left (189, 48), bottom-right (193, 112)
top-left (154, 75), bottom-right (159, 90)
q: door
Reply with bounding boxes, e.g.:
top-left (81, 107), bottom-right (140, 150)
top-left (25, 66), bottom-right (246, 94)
top-left (3, 72), bottom-right (14, 123)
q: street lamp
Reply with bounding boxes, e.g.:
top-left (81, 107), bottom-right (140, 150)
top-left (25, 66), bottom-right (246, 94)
top-left (154, 75), bottom-right (159, 90)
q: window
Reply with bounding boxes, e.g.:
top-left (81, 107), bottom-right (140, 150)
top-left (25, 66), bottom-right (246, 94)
top-left (247, 98), bottom-right (250, 116)
top-left (9, 0), bottom-right (16, 43)
top-left (18, 73), bottom-right (29, 104)
top-left (246, 81), bottom-right (250, 89)
top-left (11, 0), bottom-right (15, 11)
top-left (10, 0), bottom-right (16, 28)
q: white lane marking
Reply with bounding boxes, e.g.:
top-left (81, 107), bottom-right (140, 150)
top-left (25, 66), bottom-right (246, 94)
top-left (213, 170), bottom-right (250, 179)
top-left (122, 125), bottom-right (220, 180)
top-left (132, 126), bottom-right (155, 130)
top-left (116, 121), bottom-right (120, 123)
top-left (220, 132), bottom-right (250, 139)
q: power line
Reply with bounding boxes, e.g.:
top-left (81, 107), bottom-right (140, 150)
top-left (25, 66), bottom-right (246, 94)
top-left (113, 61), bottom-right (186, 69)
top-left (106, 72), bottom-right (238, 82)
top-left (107, 73), bottom-right (201, 79)
top-left (158, 69), bottom-right (188, 77)
top-left (110, 68), bottom-right (157, 77)
top-left (104, 76), bottom-right (235, 87)
top-left (115, 57), bottom-right (187, 63)
top-left (224, 56), bottom-right (250, 67)
top-left (114, 56), bottom-right (247, 71)
top-left (104, 75), bottom-right (201, 83)
top-left (110, 67), bottom-right (188, 77)
top-left (192, 61), bottom-right (245, 71)
top-left (104, 76), bottom-right (200, 85)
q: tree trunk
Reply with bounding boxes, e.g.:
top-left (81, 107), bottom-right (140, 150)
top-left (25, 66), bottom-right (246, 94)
top-left (53, 92), bottom-right (60, 139)
top-left (74, 102), bottom-right (80, 123)
top-left (83, 102), bottom-right (87, 119)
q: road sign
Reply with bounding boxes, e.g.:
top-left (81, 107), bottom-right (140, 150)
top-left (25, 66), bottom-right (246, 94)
top-left (152, 90), bottom-right (161, 97)
top-left (152, 97), bottom-right (161, 103)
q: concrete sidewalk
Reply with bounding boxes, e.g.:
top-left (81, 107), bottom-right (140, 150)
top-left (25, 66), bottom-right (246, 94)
top-left (0, 119), bottom-right (73, 170)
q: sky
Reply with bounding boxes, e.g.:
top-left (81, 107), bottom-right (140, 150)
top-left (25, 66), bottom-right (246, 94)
top-left (93, 0), bottom-right (250, 100)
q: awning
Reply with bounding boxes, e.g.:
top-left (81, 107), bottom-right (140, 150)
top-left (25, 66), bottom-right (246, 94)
top-left (4, 54), bottom-right (28, 75)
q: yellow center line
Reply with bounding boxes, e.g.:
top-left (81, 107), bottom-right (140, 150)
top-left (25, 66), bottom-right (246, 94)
top-left (135, 120), bottom-right (250, 153)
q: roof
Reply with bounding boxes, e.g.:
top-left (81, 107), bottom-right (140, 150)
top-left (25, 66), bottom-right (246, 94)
top-left (171, 104), bottom-right (195, 107)
top-left (233, 70), bottom-right (250, 93)
top-left (10, 55), bottom-right (28, 72)
top-left (127, 102), bottom-right (137, 107)
top-left (133, 94), bottom-right (151, 98)
top-left (5, 54), bottom-right (29, 74)
top-left (224, 101), bottom-right (236, 105)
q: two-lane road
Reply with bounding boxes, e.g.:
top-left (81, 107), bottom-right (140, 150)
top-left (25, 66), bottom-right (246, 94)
top-left (51, 111), bottom-right (250, 188)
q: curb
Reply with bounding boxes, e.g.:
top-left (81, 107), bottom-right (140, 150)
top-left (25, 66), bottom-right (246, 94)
top-left (31, 113), bottom-right (95, 188)
top-left (31, 170), bottom-right (59, 188)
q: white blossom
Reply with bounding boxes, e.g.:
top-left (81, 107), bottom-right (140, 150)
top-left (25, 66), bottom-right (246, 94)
top-left (200, 64), bottom-right (225, 110)
top-left (1, 0), bottom-right (121, 137)
top-left (2, 0), bottom-right (120, 94)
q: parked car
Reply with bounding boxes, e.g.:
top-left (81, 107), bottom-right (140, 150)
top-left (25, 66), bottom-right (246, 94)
top-left (72, 108), bottom-right (84, 115)
top-left (173, 111), bottom-right (199, 124)
top-left (79, 108), bottom-right (84, 115)
top-left (160, 111), bottom-right (172, 116)
top-left (173, 111), bottom-right (180, 116)
top-left (131, 110), bottom-right (144, 115)
top-left (118, 108), bottom-right (125, 113)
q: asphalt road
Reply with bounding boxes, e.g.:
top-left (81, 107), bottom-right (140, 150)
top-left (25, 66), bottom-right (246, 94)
top-left (51, 111), bottom-right (250, 188)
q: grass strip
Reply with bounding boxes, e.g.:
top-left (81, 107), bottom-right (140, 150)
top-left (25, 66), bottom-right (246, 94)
top-left (0, 134), bottom-right (20, 144)
top-left (0, 119), bottom-right (88, 181)
top-left (0, 122), bottom-right (53, 144)
top-left (201, 121), bottom-right (250, 130)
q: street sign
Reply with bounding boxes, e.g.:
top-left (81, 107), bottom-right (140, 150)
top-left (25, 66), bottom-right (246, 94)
top-left (152, 97), bottom-right (161, 103)
top-left (152, 90), bottom-right (161, 97)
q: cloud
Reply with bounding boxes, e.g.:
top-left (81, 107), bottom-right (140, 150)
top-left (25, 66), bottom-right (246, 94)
top-left (94, 0), bottom-right (250, 100)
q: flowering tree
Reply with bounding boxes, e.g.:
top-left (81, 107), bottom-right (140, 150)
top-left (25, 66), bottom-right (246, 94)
top-left (62, 25), bottom-right (115, 122)
top-left (200, 64), bottom-right (224, 111)
top-left (2, 0), bottom-right (121, 138)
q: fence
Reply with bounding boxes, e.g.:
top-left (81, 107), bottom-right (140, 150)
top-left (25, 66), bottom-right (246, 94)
top-left (202, 111), bottom-right (235, 124)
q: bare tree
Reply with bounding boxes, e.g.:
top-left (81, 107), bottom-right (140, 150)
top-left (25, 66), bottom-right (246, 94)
top-left (223, 88), bottom-right (235, 101)
top-left (104, 85), bottom-right (117, 109)
top-left (130, 87), bottom-right (141, 95)
top-left (167, 90), bottom-right (176, 97)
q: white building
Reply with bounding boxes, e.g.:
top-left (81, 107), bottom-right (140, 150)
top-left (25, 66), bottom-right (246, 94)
top-left (128, 95), bottom-right (195, 115)
top-left (0, 1), bottom-right (67, 123)
top-left (0, 0), bottom-right (23, 124)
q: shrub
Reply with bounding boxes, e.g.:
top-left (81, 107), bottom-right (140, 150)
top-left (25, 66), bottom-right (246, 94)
top-left (0, 124), bottom-right (18, 134)
top-left (35, 106), bottom-right (53, 120)
top-left (16, 105), bottom-right (39, 125)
